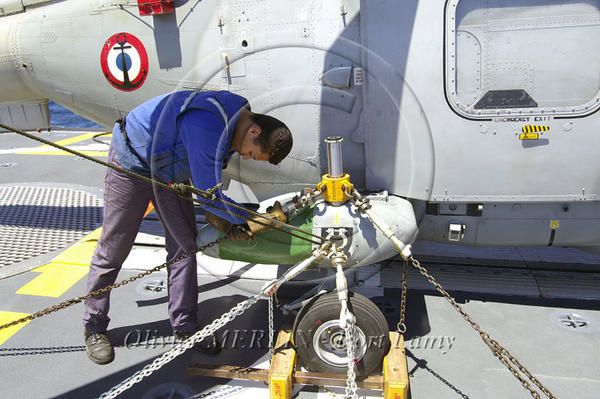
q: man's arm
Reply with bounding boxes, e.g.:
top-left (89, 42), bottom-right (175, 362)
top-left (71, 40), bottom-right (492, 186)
top-left (178, 109), bottom-right (250, 225)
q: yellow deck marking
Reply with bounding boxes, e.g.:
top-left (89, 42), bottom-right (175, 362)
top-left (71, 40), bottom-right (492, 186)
top-left (83, 228), bottom-right (103, 241)
top-left (0, 311), bottom-right (31, 346)
top-left (16, 228), bottom-right (101, 298)
top-left (55, 132), bottom-right (103, 147)
top-left (20, 150), bottom-right (109, 157)
top-left (16, 132), bottom-right (110, 156)
top-left (51, 240), bottom-right (100, 266)
top-left (17, 263), bottom-right (89, 298)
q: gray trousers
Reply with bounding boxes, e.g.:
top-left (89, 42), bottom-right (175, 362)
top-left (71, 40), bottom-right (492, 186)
top-left (83, 148), bottom-right (199, 334)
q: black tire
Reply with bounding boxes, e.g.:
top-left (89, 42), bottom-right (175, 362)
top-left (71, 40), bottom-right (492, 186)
top-left (293, 292), bottom-right (390, 378)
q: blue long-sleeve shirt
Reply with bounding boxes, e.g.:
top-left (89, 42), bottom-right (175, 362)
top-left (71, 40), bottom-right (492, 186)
top-left (111, 90), bottom-right (250, 225)
top-left (178, 109), bottom-right (248, 224)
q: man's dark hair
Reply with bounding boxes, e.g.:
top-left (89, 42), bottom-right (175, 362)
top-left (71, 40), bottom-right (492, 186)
top-left (250, 113), bottom-right (293, 165)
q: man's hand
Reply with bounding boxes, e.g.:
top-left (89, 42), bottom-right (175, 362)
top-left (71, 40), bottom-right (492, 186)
top-left (205, 212), bottom-right (252, 241)
top-left (228, 225), bottom-right (253, 241)
top-left (266, 200), bottom-right (282, 213)
top-left (205, 212), bottom-right (233, 233)
top-left (247, 201), bottom-right (288, 235)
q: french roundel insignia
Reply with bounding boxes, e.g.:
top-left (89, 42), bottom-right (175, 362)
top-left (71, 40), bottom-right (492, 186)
top-left (100, 32), bottom-right (149, 92)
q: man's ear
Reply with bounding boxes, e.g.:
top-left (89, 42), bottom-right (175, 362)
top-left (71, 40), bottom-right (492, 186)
top-left (248, 123), bottom-right (262, 138)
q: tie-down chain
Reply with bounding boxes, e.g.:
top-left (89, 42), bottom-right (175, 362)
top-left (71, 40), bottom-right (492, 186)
top-left (0, 123), bottom-right (557, 399)
top-left (98, 240), bottom-right (368, 399)
top-left (0, 237), bottom-right (227, 332)
top-left (347, 188), bottom-right (557, 399)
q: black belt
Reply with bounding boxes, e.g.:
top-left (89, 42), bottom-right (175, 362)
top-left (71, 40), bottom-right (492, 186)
top-left (116, 114), bottom-right (128, 141)
top-left (114, 114), bottom-right (151, 174)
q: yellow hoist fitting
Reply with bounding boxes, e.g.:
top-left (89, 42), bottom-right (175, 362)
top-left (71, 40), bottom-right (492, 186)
top-left (316, 173), bottom-right (354, 205)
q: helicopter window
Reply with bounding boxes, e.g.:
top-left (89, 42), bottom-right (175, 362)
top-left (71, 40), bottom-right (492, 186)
top-left (446, 0), bottom-right (600, 117)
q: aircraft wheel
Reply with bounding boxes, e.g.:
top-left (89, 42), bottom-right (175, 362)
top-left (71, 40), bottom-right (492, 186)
top-left (293, 292), bottom-right (390, 377)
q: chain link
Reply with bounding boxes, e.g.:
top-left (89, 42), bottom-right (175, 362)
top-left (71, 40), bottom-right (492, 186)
top-left (268, 295), bottom-right (274, 362)
top-left (0, 345), bottom-right (85, 356)
top-left (0, 237), bottom-right (225, 332)
top-left (343, 321), bottom-right (359, 399)
top-left (99, 294), bottom-right (261, 399)
top-left (408, 256), bottom-right (556, 399)
top-left (349, 192), bottom-right (556, 398)
top-left (191, 385), bottom-right (243, 399)
top-left (396, 259), bottom-right (408, 334)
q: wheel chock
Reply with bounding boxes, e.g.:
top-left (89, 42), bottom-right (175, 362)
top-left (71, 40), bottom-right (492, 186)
top-left (269, 330), bottom-right (296, 399)
top-left (188, 330), bottom-right (408, 399)
top-left (383, 332), bottom-right (410, 399)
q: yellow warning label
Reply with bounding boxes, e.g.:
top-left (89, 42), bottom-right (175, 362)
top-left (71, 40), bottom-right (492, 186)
top-left (519, 133), bottom-right (540, 140)
top-left (270, 380), bottom-right (289, 399)
top-left (522, 125), bottom-right (550, 134)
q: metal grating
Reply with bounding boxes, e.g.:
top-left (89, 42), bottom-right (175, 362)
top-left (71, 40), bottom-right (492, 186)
top-left (0, 186), bottom-right (103, 268)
